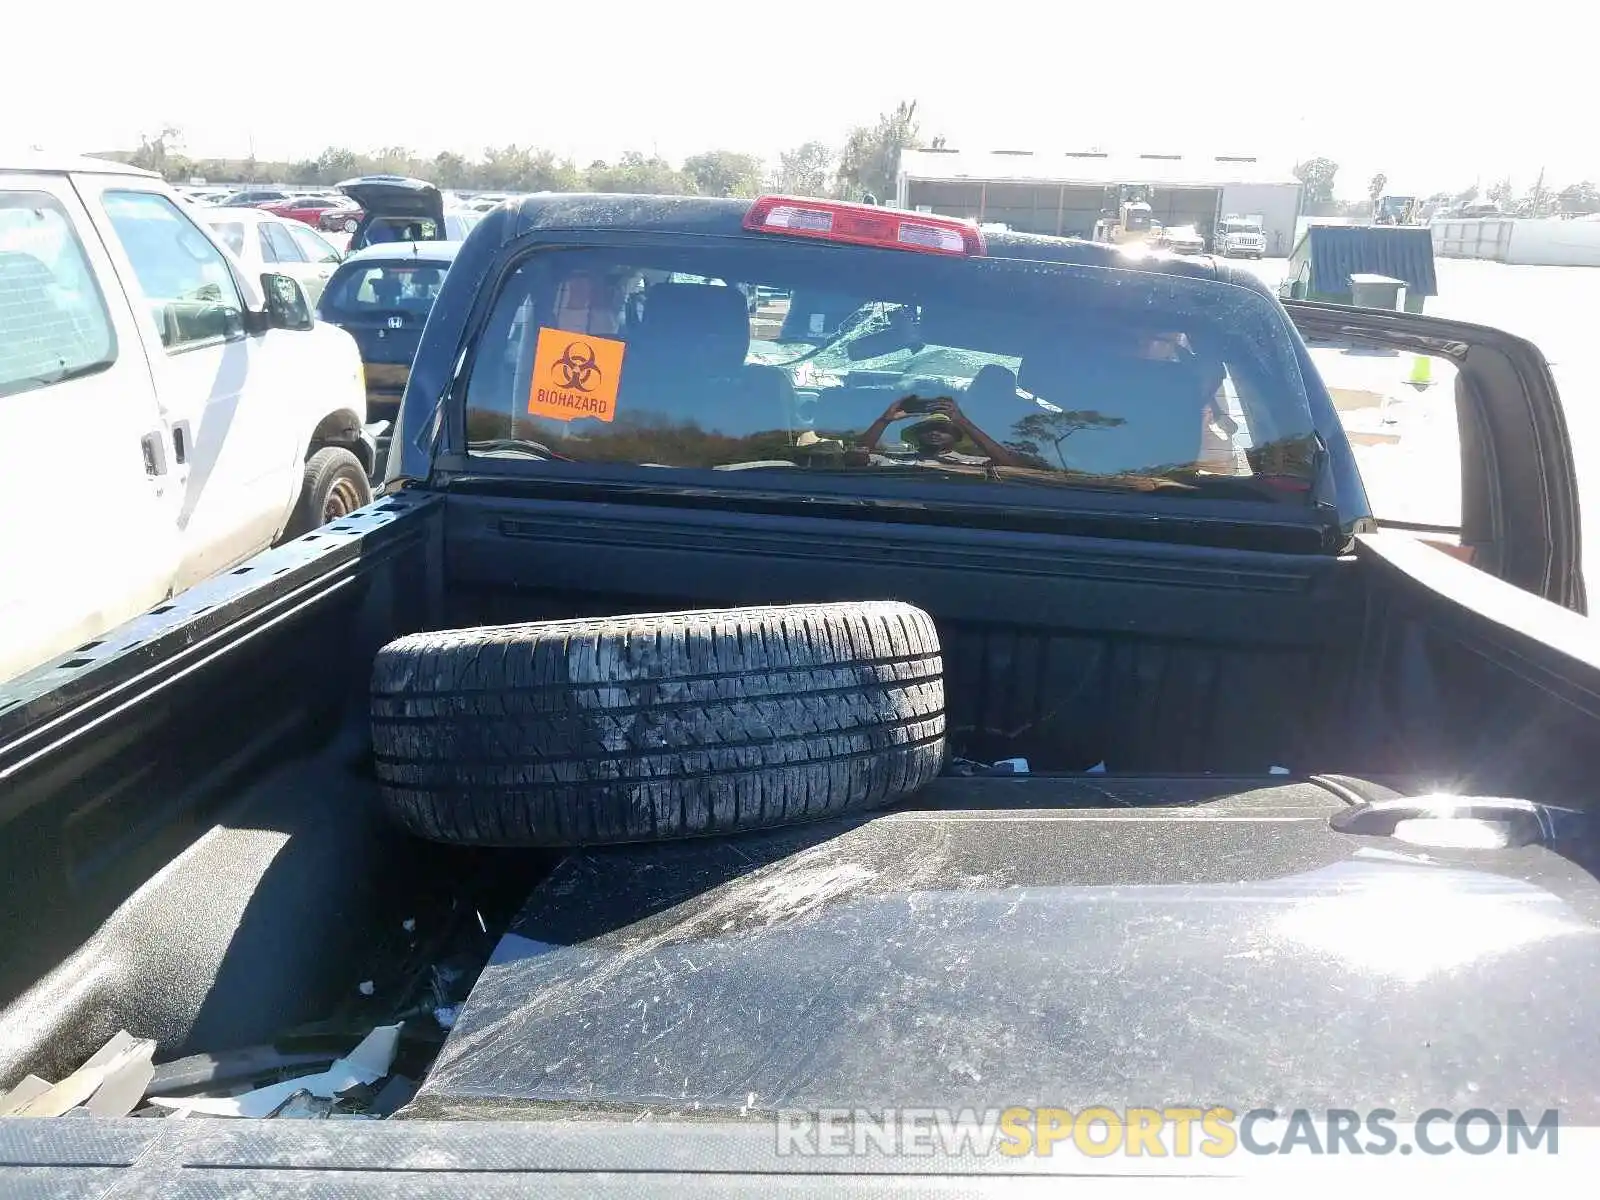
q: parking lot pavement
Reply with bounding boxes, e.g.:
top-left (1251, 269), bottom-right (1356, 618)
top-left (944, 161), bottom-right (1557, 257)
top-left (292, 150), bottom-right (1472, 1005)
top-left (1239, 256), bottom-right (1600, 598)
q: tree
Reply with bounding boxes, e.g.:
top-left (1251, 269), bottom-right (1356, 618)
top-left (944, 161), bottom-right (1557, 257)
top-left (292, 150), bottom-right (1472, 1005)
top-left (315, 147), bottom-right (362, 184)
top-left (433, 151), bottom-right (472, 189)
top-left (1523, 168), bottom-right (1553, 217)
top-left (369, 146), bottom-right (418, 176)
top-left (771, 141), bottom-right (832, 196)
top-left (475, 145), bottom-right (583, 192)
top-left (683, 150), bottom-right (764, 197)
top-left (1005, 410), bottom-right (1127, 471)
top-left (586, 151), bottom-right (693, 195)
top-left (1453, 183), bottom-right (1480, 205)
top-left (1292, 157), bottom-right (1338, 207)
top-left (1559, 181), bottom-right (1600, 215)
top-left (1368, 172), bottom-right (1388, 204)
top-left (837, 100), bottom-right (919, 203)
top-left (1487, 176), bottom-right (1516, 209)
top-left (129, 126), bottom-right (188, 180)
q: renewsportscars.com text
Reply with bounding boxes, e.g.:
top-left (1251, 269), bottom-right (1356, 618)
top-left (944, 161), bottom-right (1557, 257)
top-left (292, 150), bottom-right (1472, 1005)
top-left (773, 1107), bottom-right (1561, 1158)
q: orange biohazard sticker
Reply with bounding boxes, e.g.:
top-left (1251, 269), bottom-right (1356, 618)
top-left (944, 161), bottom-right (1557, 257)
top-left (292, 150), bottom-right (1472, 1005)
top-left (527, 327), bottom-right (626, 422)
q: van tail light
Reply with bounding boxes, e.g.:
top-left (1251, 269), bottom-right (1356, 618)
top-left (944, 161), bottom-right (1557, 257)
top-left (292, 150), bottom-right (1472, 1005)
top-left (743, 196), bottom-right (985, 256)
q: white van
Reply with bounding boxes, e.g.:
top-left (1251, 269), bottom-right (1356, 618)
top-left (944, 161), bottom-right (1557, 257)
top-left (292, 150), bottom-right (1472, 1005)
top-left (0, 155), bottom-right (379, 682)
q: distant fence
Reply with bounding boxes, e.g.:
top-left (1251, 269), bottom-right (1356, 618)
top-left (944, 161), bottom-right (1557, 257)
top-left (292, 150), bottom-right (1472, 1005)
top-left (1432, 217), bottom-right (1600, 266)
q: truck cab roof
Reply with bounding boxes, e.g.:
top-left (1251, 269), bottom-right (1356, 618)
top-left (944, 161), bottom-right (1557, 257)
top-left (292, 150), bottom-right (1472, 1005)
top-left (473, 192), bottom-right (1278, 298)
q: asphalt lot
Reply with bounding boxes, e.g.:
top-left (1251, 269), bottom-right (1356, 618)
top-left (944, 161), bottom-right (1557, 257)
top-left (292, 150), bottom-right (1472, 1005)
top-left (1240, 256), bottom-right (1600, 599)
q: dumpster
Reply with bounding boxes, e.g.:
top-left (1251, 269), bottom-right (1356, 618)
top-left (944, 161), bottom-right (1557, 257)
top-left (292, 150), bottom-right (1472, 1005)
top-left (1280, 225), bottom-right (1436, 313)
top-left (1348, 273), bottom-right (1406, 310)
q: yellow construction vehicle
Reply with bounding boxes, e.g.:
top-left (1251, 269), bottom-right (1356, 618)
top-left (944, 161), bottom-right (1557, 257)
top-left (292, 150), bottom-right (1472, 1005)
top-left (1092, 200), bottom-right (1157, 246)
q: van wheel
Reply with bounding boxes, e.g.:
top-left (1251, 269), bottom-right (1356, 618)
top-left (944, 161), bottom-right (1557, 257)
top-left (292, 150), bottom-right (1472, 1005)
top-left (370, 602), bottom-right (946, 846)
top-left (287, 447), bottom-right (371, 538)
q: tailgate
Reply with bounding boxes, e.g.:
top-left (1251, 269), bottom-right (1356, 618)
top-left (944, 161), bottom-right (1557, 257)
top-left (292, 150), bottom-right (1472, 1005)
top-left (339, 319), bottom-right (423, 419)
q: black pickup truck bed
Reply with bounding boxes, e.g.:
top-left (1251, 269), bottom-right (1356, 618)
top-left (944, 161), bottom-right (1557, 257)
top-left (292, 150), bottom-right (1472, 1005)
top-left (2, 485), bottom-right (1598, 1101)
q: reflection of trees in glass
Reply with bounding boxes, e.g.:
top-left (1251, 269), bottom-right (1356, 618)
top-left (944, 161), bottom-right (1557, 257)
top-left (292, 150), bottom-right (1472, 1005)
top-left (1004, 410), bottom-right (1127, 471)
top-left (464, 407), bottom-right (801, 468)
top-left (1249, 433), bottom-right (1321, 481)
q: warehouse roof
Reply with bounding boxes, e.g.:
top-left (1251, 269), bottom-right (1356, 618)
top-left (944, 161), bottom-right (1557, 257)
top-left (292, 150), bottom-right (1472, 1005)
top-left (901, 149), bottom-right (1300, 188)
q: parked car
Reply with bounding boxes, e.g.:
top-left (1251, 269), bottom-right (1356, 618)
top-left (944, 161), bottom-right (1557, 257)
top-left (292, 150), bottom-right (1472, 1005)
top-left (216, 188), bottom-right (291, 207)
top-left (257, 195), bottom-right (358, 230)
top-left (336, 174), bottom-right (483, 250)
top-left (0, 154), bottom-right (379, 682)
top-left (1, 195), bottom-right (1594, 1187)
top-left (1159, 223), bottom-right (1207, 254)
top-left (196, 205), bottom-right (345, 305)
top-left (174, 186), bottom-right (230, 206)
top-left (1215, 215), bottom-right (1267, 258)
top-left (316, 240), bottom-right (459, 473)
top-left (319, 203), bottom-right (364, 234)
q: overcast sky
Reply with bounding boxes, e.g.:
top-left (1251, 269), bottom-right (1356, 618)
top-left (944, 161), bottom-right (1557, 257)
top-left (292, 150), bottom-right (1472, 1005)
top-left (3, 1), bottom-right (1586, 196)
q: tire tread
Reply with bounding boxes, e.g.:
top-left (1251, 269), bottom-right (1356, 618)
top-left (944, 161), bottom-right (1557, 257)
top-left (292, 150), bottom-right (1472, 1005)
top-left (371, 601), bottom-right (945, 846)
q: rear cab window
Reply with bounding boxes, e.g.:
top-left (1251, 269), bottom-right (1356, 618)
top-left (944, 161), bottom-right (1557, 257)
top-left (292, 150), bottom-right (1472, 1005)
top-left (0, 190), bottom-right (117, 396)
top-left (458, 239), bottom-right (1322, 508)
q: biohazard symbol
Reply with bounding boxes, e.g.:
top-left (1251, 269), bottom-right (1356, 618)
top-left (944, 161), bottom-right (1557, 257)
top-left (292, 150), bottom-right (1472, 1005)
top-left (552, 341), bottom-right (602, 393)
top-left (528, 326), bottom-right (626, 423)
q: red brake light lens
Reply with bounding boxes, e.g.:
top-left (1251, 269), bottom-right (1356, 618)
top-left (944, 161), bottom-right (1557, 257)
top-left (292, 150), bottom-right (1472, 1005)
top-left (743, 196), bottom-right (985, 256)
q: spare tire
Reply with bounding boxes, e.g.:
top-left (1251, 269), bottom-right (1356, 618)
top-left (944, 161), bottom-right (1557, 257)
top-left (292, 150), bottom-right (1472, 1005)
top-left (371, 601), bottom-right (945, 846)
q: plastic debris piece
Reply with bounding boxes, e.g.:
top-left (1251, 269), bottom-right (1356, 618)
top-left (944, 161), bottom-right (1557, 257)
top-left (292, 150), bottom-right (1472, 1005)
top-left (147, 1024), bottom-right (402, 1119)
top-left (148, 1046), bottom-right (336, 1095)
top-left (84, 1048), bottom-right (156, 1117)
top-left (1086, 761), bottom-right (1107, 774)
top-left (993, 758), bottom-right (1030, 775)
top-left (943, 757), bottom-right (989, 777)
top-left (1269, 765), bottom-right (1290, 776)
top-left (0, 1076), bottom-right (53, 1117)
top-left (368, 1075), bottom-right (418, 1118)
top-left (357, 980), bottom-right (375, 996)
top-left (434, 1005), bottom-right (460, 1031)
top-left (13, 1033), bottom-right (156, 1117)
top-left (269, 1088), bottom-right (333, 1119)
top-left (401, 918), bottom-right (417, 933)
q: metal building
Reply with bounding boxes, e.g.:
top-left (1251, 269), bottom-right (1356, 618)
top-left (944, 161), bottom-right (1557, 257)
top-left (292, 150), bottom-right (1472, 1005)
top-left (896, 149), bottom-right (1304, 256)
